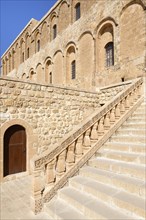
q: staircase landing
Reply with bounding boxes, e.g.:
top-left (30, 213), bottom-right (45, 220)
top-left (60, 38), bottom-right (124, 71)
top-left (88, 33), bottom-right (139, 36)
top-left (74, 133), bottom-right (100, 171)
top-left (0, 175), bottom-right (50, 220)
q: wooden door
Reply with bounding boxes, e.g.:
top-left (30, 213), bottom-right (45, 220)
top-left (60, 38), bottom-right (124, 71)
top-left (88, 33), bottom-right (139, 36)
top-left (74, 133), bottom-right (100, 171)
top-left (4, 125), bottom-right (26, 176)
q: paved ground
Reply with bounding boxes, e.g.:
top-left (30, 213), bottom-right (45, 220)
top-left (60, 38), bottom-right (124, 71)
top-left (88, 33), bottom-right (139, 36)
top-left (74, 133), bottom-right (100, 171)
top-left (0, 175), bottom-right (50, 220)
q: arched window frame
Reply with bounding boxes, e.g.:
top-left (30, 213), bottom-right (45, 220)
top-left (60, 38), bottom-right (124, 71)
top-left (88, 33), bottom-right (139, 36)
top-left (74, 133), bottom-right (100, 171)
top-left (105, 42), bottom-right (114, 67)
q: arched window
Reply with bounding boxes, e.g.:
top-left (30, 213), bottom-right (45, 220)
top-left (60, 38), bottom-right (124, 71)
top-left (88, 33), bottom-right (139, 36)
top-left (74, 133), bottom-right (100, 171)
top-left (105, 42), bottom-right (114, 67)
top-left (53, 24), bottom-right (57, 39)
top-left (22, 52), bottom-right (24, 63)
top-left (27, 48), bottom-right (29, 59)
top-left (75, 3), bottom-right (80, 21)
top-left (71, 60), bottom-right (76, 79)
top-left (37, 40), bottom-right (40, 52)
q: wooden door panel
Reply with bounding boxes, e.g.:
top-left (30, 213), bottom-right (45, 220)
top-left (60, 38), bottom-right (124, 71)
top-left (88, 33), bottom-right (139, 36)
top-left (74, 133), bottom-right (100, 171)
top-left (4, 125), bottom-right (26, 176)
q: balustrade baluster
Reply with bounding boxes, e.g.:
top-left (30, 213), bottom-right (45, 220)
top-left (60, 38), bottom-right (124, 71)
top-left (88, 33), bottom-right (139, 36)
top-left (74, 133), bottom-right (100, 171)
top-left (46, 158), bottom-right (56, 185)
top-left (75, 136), bottom-right (83, 160)
top-left (104, 112), bottom-right (110, 130)
top-left (115, 103), bottom-right (121, 119)
top-left (56, 150), bottom-right (66, 179)
top-left (137, 85), bottom-right (142, 98)
top-left (83, 129), bottom-right (91, 153)
top-left (110, 107), bottom-right (115, 124)
top-left (133, 88), bottom-right (138, 101)
top-left (120, 99), bottom-right (125, 114)
top-left (129, 91), bottom-right (134, 105)
top-left (90, 123), bottom-right (98, 140)
top-left (98, 117), bottom-right (104, 136)
top-left (125, 95), bottom-right (130, 109)
top-left (66, 143), bottom-right (75, 168)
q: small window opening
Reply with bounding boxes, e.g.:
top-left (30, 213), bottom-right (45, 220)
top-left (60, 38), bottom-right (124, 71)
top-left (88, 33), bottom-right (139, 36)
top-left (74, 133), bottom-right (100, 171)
top-left (22, 52), bottom-right (24, 62)
top-left (27, 48), bottom-right (29, 59)
top-left (105, 42), bottom-right (114, 67)
top-left (71, 60), bottom-right (76, 79)
top-left (37, 40), bottom-right (40, 52)
top-left (121, 77), bottom-right (125, 82)
top-left (53, 25), bottom-right (57, 39)
top-left (50, 72), bottom-right (52, 84)
top-left (75, 3), bottom-right (80, 21)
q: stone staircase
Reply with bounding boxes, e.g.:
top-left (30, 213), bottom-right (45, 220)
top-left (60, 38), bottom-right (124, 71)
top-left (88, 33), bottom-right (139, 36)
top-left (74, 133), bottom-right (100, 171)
top-left (44, 101), bottom-right (146, 220)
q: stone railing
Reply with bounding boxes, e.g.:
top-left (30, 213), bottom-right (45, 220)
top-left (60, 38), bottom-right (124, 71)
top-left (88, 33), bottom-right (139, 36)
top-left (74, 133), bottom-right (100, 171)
top-left (31, 77), bottom-right (143, 214)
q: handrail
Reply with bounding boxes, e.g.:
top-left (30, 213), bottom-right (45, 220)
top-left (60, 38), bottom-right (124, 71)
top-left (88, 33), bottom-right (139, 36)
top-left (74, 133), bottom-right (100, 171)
top-left (31, 77), bottom-right (143, 214)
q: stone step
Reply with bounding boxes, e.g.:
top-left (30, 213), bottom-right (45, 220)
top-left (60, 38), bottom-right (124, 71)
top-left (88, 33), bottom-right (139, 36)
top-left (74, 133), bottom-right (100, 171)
top-left (88, 157), bottom-right (145, 180)
top-left (103, 142), bottom-right (145, 153)
top-left (80, 166), bottom-right (145, 198)
top-left (69, 175), bottom-right (145, 218)
top-left (98, 149), bottom-right (145, 164)
top-left (132, 112), bottom-right (145, 117)
top-left (59, 187), bottom-right (137, 220)
top-left (110, 135), bottom-right (145, 144)
top-left (45, 198), bottom-right (87, 220)
top-left (116, 128), bottom-right (146, 135)
top-left (121, 123), bottom-right (146, 129)
top-left (134, 109), bottom-right (145, 113)
top-left (127, 118), bottom-right (146, 123)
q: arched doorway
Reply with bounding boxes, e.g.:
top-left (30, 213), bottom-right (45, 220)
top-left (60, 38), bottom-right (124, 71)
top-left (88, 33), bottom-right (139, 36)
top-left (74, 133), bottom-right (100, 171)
top-left (4, 125), bottom-right (26, 177)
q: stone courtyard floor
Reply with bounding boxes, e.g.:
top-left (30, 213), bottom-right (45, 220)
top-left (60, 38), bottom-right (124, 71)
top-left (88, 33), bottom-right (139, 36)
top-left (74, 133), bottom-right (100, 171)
top-left (0, 175), bottom-right (50, 220)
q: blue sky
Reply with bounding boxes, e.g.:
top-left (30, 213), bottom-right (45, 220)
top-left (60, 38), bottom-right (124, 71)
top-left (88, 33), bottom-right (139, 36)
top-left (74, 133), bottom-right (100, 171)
top-left (0, 0), bottom-right (57, 56)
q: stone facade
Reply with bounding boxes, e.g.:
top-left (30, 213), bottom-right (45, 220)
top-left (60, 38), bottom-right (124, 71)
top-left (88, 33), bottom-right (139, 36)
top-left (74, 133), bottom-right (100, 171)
top-left (0, 0), bottom-right (146, 182)
top-left (1, 0), bottom-right (146, 88)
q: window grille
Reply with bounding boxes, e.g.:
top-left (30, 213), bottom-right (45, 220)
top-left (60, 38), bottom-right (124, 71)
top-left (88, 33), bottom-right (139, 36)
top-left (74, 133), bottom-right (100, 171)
top-left (105, 42), bottom-right (114, 67)
top-left (71, 60), bottom-right (76, 79)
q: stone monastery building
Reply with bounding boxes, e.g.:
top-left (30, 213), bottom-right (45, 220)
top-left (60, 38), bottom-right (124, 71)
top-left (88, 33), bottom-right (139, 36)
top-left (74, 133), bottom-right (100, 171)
top-left (0, 0), bottom-right (146, 218)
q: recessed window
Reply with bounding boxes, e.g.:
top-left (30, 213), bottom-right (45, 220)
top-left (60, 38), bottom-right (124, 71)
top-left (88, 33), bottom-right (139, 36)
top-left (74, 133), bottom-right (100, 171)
top-left (105, 42), bottom-right (114, 67)
top-left (50, 72), bottom-right (52, 84)
top-left (75, 3), bottom-right (80, 21)
top-left (71, 60), bottom-right (76, 79)
top-left (37, 40), bottom-right (40, 52)
top-left (53, 25), bottom-right (57, 39)
top-left (22, 52), bottom-right (24, 62)
top-left (27, 48), bottom-right (29, 59)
